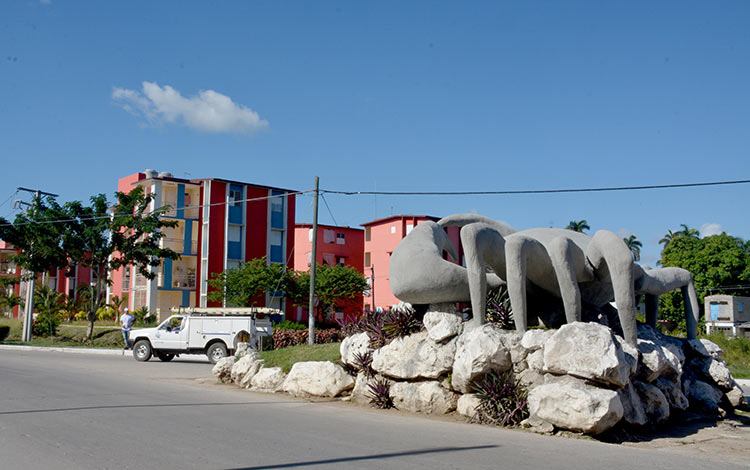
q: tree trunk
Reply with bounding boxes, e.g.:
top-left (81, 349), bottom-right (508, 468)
top-left (85, 310), bottom-right (96, 341)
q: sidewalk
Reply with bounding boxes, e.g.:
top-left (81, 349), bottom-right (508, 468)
top-left (0, 344), bottom-right (125, 355)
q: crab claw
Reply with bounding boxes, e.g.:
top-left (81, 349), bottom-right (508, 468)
top-left (390, 221), bottom-right (502, 305)
top-left (438, 213), bottom-right (516, 236)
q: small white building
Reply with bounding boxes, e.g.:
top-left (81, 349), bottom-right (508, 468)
top-left (704, 294), bottom-right (750, 337)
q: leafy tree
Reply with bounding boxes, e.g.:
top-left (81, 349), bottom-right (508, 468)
top-left (659, 233), bottom-right (750, 330)
top-left (108, 294), bottom-right (128, 321)
top-left (565, 220), bottom-right (590, 233)
top-left (0, 195), bottom-right (72, 336)
top-left (65, 187), bottom-right (179, 340)
top-left (292, 264), bottom-right (369, 320)
top-left (208, 257), bottom-right (295, 307)
top-left (623, 234), bottom-right (642, 261)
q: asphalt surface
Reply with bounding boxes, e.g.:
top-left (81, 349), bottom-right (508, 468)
top-left (0, 348), bottom-right (747, 470)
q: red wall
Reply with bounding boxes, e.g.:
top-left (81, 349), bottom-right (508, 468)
top-left (206, 181), bottom-right (227, 306)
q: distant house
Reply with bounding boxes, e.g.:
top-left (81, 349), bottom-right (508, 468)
top-left (704, 294), bottom-right (750, 338)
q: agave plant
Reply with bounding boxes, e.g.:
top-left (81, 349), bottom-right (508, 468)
top-left (367, 378), bottom-right (394, 409)
top-left (352, 350), bottom-right (375, 378)
top-left (485, 285), bottom-right (514, 329)
top-left (470, 369), bottom-right (528, 427)
top-left (382, 306), bottom-right (421, 339)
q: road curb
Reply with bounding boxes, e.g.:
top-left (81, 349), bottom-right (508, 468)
top-left (0, 344), bottom-right (126, 355)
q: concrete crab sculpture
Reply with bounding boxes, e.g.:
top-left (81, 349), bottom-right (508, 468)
top-left (390, 214), bottom-right (699, 346)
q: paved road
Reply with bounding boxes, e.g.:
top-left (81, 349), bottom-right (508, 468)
top-left (0, 349), bottom-right (745, 470)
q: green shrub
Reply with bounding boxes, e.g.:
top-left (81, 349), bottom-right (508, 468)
top-left (271, 328), bottom-right (342, 349)
top-left (32, 312), bottom-right (60, 337)
top-left (0, 325), bottom-right (9, 342)
top-left (274, 320), bottom-right (307, 331)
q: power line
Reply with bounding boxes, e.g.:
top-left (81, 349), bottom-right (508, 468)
top-left (321, 178), bottom-right (750, 196)
top-left (320, 193), bottom-right (338, 226)
top-left (0, 190), bottom-right (311, 228)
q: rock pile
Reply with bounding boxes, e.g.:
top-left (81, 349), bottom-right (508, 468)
top-left (213, 307), bottom-right (745, 436)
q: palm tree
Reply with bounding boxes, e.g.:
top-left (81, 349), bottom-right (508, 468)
top-left (678, 224), bottom-right (700, 238)
top-left (623, 235), bottom-right (642, 261)
top-left (658, 230), bottom-right (675, 248)
top-left (566, 220), bottom-right (590, 233)
top-left (0, 291), bottom-right (24, 317)
top-left (108, 294), bottom-right (128, 322)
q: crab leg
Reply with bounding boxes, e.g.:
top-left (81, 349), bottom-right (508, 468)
top-left (635, 266), bottom-right (699, 339)
top-left (548, 236), bottom-right (585, 324)
top-left (585, 230), bottom-right (638, 346)
top-left (460, 222), bottom-right (508, 327)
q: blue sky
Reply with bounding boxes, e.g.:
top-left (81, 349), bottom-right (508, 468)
top-left (2, 1), bottom-right (749, 264)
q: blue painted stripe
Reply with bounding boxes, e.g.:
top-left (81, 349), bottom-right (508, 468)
top-left (182, 290), bottom-right (190, 306)
top-left (176, 184), bottom-right (185, 219)
top-left (164, 258), bottom-right (173, 289)
top-left (184, 220), bottom-right (193, 255)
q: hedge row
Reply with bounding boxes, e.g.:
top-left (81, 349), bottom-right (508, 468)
top-left (271, 328), bottom-right (343, 349)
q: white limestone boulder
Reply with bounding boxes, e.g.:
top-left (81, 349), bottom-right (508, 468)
top-left (281, 361), bottom-right (354, 398)
top-left (521, 329), bottom-right (555, 352)
top-left (637, 339), bottom-right (669, 382)
top-left (618, 382), bottom-right (648, 427)
top-left (654, 377), bottom-right (689, 411)
top-left (340, 332), bottom-right (371, 367)
top-left (543, 322), bottom-right (632, 388)
top-left (372, 331), bottom-right (456, 380)
top-left (212, 356), bottom-right (237, 384)
top-left (249, 367), bottom-right (286, 392)
top-left (689, 357), bottom-right (734, 391)
top-left (687, 339), bottom-right (723, 360)
top-left (423, 310), bottom-right (463, 343)
top-left (725, 382), bottom-right (747, 409)
top-left (634, 380), bottom-right (670, 423)
top-left (350, 372), bottom-right (381, 404)
top-left (389, 381), bottom-right (458, 414)
top-left (230, 352), bottom-right (263, 388)
top-left (528, 376), bottom-right (623, 435)
top-left (451, 323), bottom-right (513, 393)
top-left (684, 376), bottom-right (724, 415)
top-left (456, 393), bottom-right (482, 418)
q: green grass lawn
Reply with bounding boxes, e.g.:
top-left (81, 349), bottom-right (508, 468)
top-left (259, 342), bottom-right (342, 373)
top-left (0, 318), bottom-right (125, 348)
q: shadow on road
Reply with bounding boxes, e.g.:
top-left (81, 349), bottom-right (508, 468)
top-left (223, 445), bottom-right (500, 469)
top-left (0, 401), bottom-right (302, 415)
top-left (598, 411), bottom-right (750, 443)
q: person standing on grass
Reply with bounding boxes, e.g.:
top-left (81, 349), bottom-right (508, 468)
top-left (120, 308), bottom-right (134, 349)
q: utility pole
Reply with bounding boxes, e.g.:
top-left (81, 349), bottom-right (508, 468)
top-left (308, 177), bottom-right (319, 345)
top-left (16, 187), bottom-right (59, 342)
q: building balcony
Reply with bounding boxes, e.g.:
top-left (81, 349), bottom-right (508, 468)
top-left (172, 274), bottom-right (196, 289)
top-left (161, 237), bottom-right (184, 253)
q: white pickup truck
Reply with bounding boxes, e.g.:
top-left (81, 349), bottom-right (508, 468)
top-left (129, 308), bottom-right (276, 364)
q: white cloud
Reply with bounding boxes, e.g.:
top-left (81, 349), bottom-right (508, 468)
top-left (700, 223), bottom-right (724, 238)
top-left (112, 82), bottom-right (268, 135)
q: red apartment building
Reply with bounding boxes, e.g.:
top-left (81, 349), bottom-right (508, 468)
top-left (0, 241), bottom-right (95, 319)
top-left (292, 223), bottom-right (365, 323)
top-left (361, 215), bottom-right (463, 312)
top-left (109, 170), bottom-right (296, 321)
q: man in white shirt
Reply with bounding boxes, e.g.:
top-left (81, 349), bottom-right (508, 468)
top-left (120, 308), bottom-right (135, 349)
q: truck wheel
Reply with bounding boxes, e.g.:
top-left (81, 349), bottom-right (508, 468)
top-left (133, 340), bottom-right (152, 362)
top-left (207, 343), bottom-right (228, 364)
top-left (156, 352), bottom-right (174, 362)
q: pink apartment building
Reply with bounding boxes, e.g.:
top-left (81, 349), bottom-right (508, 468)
top-left (361, 215), bottom-right (463, 312)
top-left (292, 223), bottom-right (365, 322)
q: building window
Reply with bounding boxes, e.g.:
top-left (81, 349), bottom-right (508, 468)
top-left (123, 267), bottom-right (131, 291)
top-left (391, 226), bottom-right (396, 234)
top-left (271, 191), bottom-right (285, 229)
top-left (336, 232), bottom-right (345, 245)
top-left (269, 230), bottom-right (284, 263)
top-left (229, 189), bottom-right (243, 207)
top-left (308, 228), bottom-right (313, 242)
top-left (337, 256), bottom-right (346, 266)
top-left (323, 253), bottom-right (335, 266)
top-left (739, 302), bottom-right (744, 313)
top-left (364, 252), bottom-right (371, 267)
top-left (365, 227), bottom-right (371, 242)
top-left (323, 229), bottom-right (335, 243)
top-left (406, 224), bottom-right (414, 235)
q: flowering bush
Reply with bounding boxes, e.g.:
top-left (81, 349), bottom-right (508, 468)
top-left (271, 327), bottom-right (343, 349)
